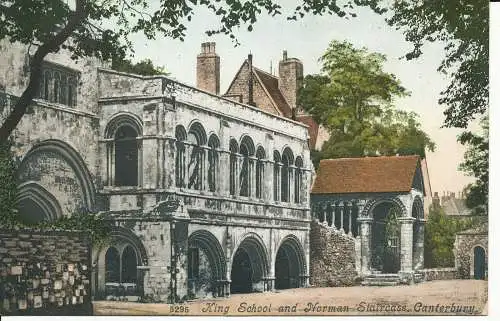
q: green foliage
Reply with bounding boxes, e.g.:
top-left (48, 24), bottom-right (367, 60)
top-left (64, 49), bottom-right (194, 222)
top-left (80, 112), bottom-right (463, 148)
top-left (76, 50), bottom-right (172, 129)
top-left (0, 139), bottom-right (18, 229)
top-left (459, 117), bottom-right (488, 214)
top-left (300, 40), bottom-right (435, 159)
top-left (424, 205), bottom-right (479, 268)
top-left (112, 58), bottom-right (168, 76)
top-left (366, 1), bottom-right (488, 129)
top-left (0, 139), bottom-right (111, 245)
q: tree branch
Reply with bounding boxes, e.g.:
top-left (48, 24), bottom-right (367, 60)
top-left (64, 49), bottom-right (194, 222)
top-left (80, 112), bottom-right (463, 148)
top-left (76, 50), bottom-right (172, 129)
top-left (0, 0), bottom-right (88, 142)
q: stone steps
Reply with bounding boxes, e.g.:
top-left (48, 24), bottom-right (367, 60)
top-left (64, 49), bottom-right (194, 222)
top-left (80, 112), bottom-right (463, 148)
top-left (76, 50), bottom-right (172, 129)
top-left (361, 273), bottom-right (402, 286)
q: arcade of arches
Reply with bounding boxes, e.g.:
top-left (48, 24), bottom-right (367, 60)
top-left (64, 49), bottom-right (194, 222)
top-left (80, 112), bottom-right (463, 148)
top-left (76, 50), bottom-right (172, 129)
top-left (311, 195), bottom-right (425, 277)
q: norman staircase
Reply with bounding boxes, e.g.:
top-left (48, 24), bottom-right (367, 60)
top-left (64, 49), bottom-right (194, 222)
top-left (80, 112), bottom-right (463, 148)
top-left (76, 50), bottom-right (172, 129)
top-left (361, 271), bottom-right (425, 286)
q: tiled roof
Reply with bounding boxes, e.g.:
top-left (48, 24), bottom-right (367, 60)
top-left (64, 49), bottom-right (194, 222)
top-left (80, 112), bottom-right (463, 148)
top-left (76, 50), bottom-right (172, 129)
top-left (312, 155), bottom-right (420, 194)
top-left (253, 68), bottom-right (293, 118)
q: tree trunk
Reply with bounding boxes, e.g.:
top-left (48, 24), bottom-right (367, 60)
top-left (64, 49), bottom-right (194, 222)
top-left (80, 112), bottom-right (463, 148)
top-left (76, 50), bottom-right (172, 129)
top-left (0, 0), bottom-right (87, 142)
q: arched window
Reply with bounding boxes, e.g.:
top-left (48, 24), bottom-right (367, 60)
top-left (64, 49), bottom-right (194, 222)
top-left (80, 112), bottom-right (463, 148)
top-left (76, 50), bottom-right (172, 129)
top-left (281, 148), bottom-right (294, 202)
top-left (208, 134), bottom-right (220, 192)
top-left (187, 122), bottom-right (206, 190)
top-left (294, 157), bottom-right (303, 204)
top-left (59, 75), bottom-right (67, 105)
top-left (43, 70), bottom-right (51, 101)
top-left (121, 246), bottom-right (138, 283)
top-left (273, 151), bottom-right (281, 201)
top-left (53, 72), bottom-right (60, 103)
top-left (239, 136), bottom-right (255, 197)
top-left (256, 147), bottom-right (265, 199)
top-left (175, 126), bottom-right (187, 188)
top-left (115, 125), bottom-right (139, 186)
top-left (105, 247), bottom-right (120, 283)
top-left (229, 139), bottom-right (239, 196)
top-left (68, 76), bottom-right (77, 107)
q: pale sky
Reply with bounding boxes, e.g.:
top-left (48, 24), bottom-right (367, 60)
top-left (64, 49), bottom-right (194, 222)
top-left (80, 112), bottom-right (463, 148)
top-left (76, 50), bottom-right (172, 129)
top-left (126, 4), bottom-right (477, 195)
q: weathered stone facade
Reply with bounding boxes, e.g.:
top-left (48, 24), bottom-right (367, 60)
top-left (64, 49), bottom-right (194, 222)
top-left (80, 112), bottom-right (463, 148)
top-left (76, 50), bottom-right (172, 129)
top-left (0, 40), bottom-right (312, 301)
top-left (454, 222), bottom-right (488, 280)
top-left (0, 229), bottom-right (92, 315)
top-left (309, 221), bottom-right (358, 287)
top-left (310, 156), bottom-right (426, 283)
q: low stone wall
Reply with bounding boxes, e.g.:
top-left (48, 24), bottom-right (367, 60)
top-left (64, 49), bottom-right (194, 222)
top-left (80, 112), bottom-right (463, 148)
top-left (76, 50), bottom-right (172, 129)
top-left (309, 221), bottom-right (358, 287)
top-left (0, 229), bottom-right (92, 315)
top-left (419, 268), bottom-right (457, 281)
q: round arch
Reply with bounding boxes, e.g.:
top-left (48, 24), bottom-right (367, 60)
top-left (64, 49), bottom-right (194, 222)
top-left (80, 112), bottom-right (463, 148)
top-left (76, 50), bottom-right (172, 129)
top-left (239, 135), bottom-right (255, 156)
top-left (16, 181), bottom-right (63, 224)
top-left (411, 196), bottom-right (424, 220)
top-left (17, 139), bottom-right (96, 212)
top-left (105, 112), bottom-right (143, 138)
top-left (94, 226), bottom-right (148, 298)
top-left (471, 244), bottom-right (487, 280)
top-left (361, 197), bottom-right (408, 218)
top-left (188, 230), bottom-right (227, 281)
top-left (187, 121), bottom-right (207, 145)
top-left (275, 235), bottom-right (307, 289)
top-left (230, 232), bottom-right (270, 293)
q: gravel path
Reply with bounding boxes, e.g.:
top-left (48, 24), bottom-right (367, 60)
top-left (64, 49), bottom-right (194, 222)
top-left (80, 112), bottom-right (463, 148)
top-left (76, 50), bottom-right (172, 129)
top-left (93, 279), bottom-right (488, 316)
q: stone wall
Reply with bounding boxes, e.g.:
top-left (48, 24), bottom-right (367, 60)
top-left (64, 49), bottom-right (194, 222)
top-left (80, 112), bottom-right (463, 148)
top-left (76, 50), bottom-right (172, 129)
top-left (419, 268), bottom-right (457, 281)
top-left (454, 231), bottom-right (488, 279)
top-left (309, 221), bottom-right (358, 287)
top-left (0, 229), bottom-right (92, 315)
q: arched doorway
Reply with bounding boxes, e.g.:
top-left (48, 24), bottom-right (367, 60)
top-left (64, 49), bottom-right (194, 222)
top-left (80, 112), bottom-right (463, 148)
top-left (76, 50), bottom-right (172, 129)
top-left (230, 235), bottom-right (269, 294)
top-left (275, 236), bottom-right (306, 289)
top-left (231, 248), bottom-right (253, 293)
top-left (473, 246), bottom-right (486, 280)
top-left (187, 230), bottom-right (226, 298)
top-left (371, 202), bottom-right (402, 273)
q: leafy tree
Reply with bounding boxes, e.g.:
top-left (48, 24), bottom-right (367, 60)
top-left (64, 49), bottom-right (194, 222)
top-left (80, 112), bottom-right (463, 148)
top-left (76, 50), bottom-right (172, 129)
top-left (0, 0), bottom-right (374, 142)
top-left (424, 204), bottom-right (479, 268)
top-left (459, 117), bottom-right (488, 214)
top-left (300, 40), bottom-right (435, 159)
top-left (365, 1), bottom-right (488, 129)
top-left (112, 58), bottom-right (168, 76)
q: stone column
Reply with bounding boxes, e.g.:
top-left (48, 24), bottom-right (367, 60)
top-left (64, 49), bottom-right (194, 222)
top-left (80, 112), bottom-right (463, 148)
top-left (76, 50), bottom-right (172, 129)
top-left (348, 202), bottom-right (353, 236)
top-left (358, 217), bottom-right (373, 276)
top-left (249, 156), bottom-right (256, 198)
top-left (289, 165), bottom-right (296, 204)
top-left (184, 144), bottom-right (192, 188)
top-left (202, 146), bottom-right (209, 191)
top-left (276, 162), bottom-right (282, 202)
top-left (413, 220), bottom-right (425, 270)
top-left (398, 217), bottom-right (415, 272)
top-left (339, 202), bottom-right (344, 233)
top-left (322, 203), bottom-right (327, 225)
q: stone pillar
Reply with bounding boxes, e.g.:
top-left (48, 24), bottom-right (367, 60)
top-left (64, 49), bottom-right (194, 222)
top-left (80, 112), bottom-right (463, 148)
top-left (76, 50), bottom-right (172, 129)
top-left (322, 203), bottom-right (328, 225)
top-left (358, 217), bottom-right (373, 276)
top-left (398, 217), bottom-right (415, 272)
top-left (289, 165), bottom-right (296, 204)
top-left (202, 146), bottom-right (209, 191)
top-left (249, 156), bottom-right (256, 198)
top-left (413, 220), bottom-right (425, 270)
top-left (235, 153), bottom-right (242, 196)
top-left (339, 202), bottom-right (344, 233)
top-left (348, 202), bottom-right (353, 236)
top-left (276, 162), bottom-right (282, 202)
top-left (184, 144), bottom-right (192, 188)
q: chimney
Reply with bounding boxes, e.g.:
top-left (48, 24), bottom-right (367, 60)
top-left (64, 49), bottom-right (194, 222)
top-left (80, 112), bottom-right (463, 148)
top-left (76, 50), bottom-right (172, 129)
top-left (196, 42), bottom-right (220, 94)
top-left (248, 53), bottom-right (255, 106)
top-left (279, 49), bottom-right (303, 114)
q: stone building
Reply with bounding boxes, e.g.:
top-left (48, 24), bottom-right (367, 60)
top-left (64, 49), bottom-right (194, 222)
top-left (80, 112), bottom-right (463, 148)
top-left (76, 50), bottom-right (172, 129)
top-left (198, 44), bottom-right (329, 151)
top-left (454, 221), bottom-right (488, 280)
top-left (310, 156), bottom-right (426, 285)
top-left (0, 40), bottom-right (313, 300)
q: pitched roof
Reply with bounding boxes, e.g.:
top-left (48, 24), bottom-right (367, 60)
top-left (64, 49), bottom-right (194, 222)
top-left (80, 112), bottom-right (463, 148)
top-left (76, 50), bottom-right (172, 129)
top-left (312, 155), bottom-right (421, 194)
top-left (253, 67), bottom-right (293, 118)
top-left (296, 115), bottom-right (319, 149)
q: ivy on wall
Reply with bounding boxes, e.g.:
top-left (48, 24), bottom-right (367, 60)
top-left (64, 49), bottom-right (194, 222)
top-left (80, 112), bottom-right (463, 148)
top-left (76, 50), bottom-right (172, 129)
top-left (0, 140), bottom-right (111, 246)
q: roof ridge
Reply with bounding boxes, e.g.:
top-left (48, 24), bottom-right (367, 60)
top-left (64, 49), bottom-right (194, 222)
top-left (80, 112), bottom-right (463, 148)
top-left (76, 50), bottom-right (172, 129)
top-left (320, 155), bottom-right (419, 162)
top-left (253, 66), bottom-right (279, 79)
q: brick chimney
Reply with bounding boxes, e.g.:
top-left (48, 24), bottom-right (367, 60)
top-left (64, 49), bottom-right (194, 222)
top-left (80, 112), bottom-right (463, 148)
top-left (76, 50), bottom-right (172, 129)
top-left (197, 42), bottom-right (220, 94)
top-left (279, 50), bottom-right (303, 112)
